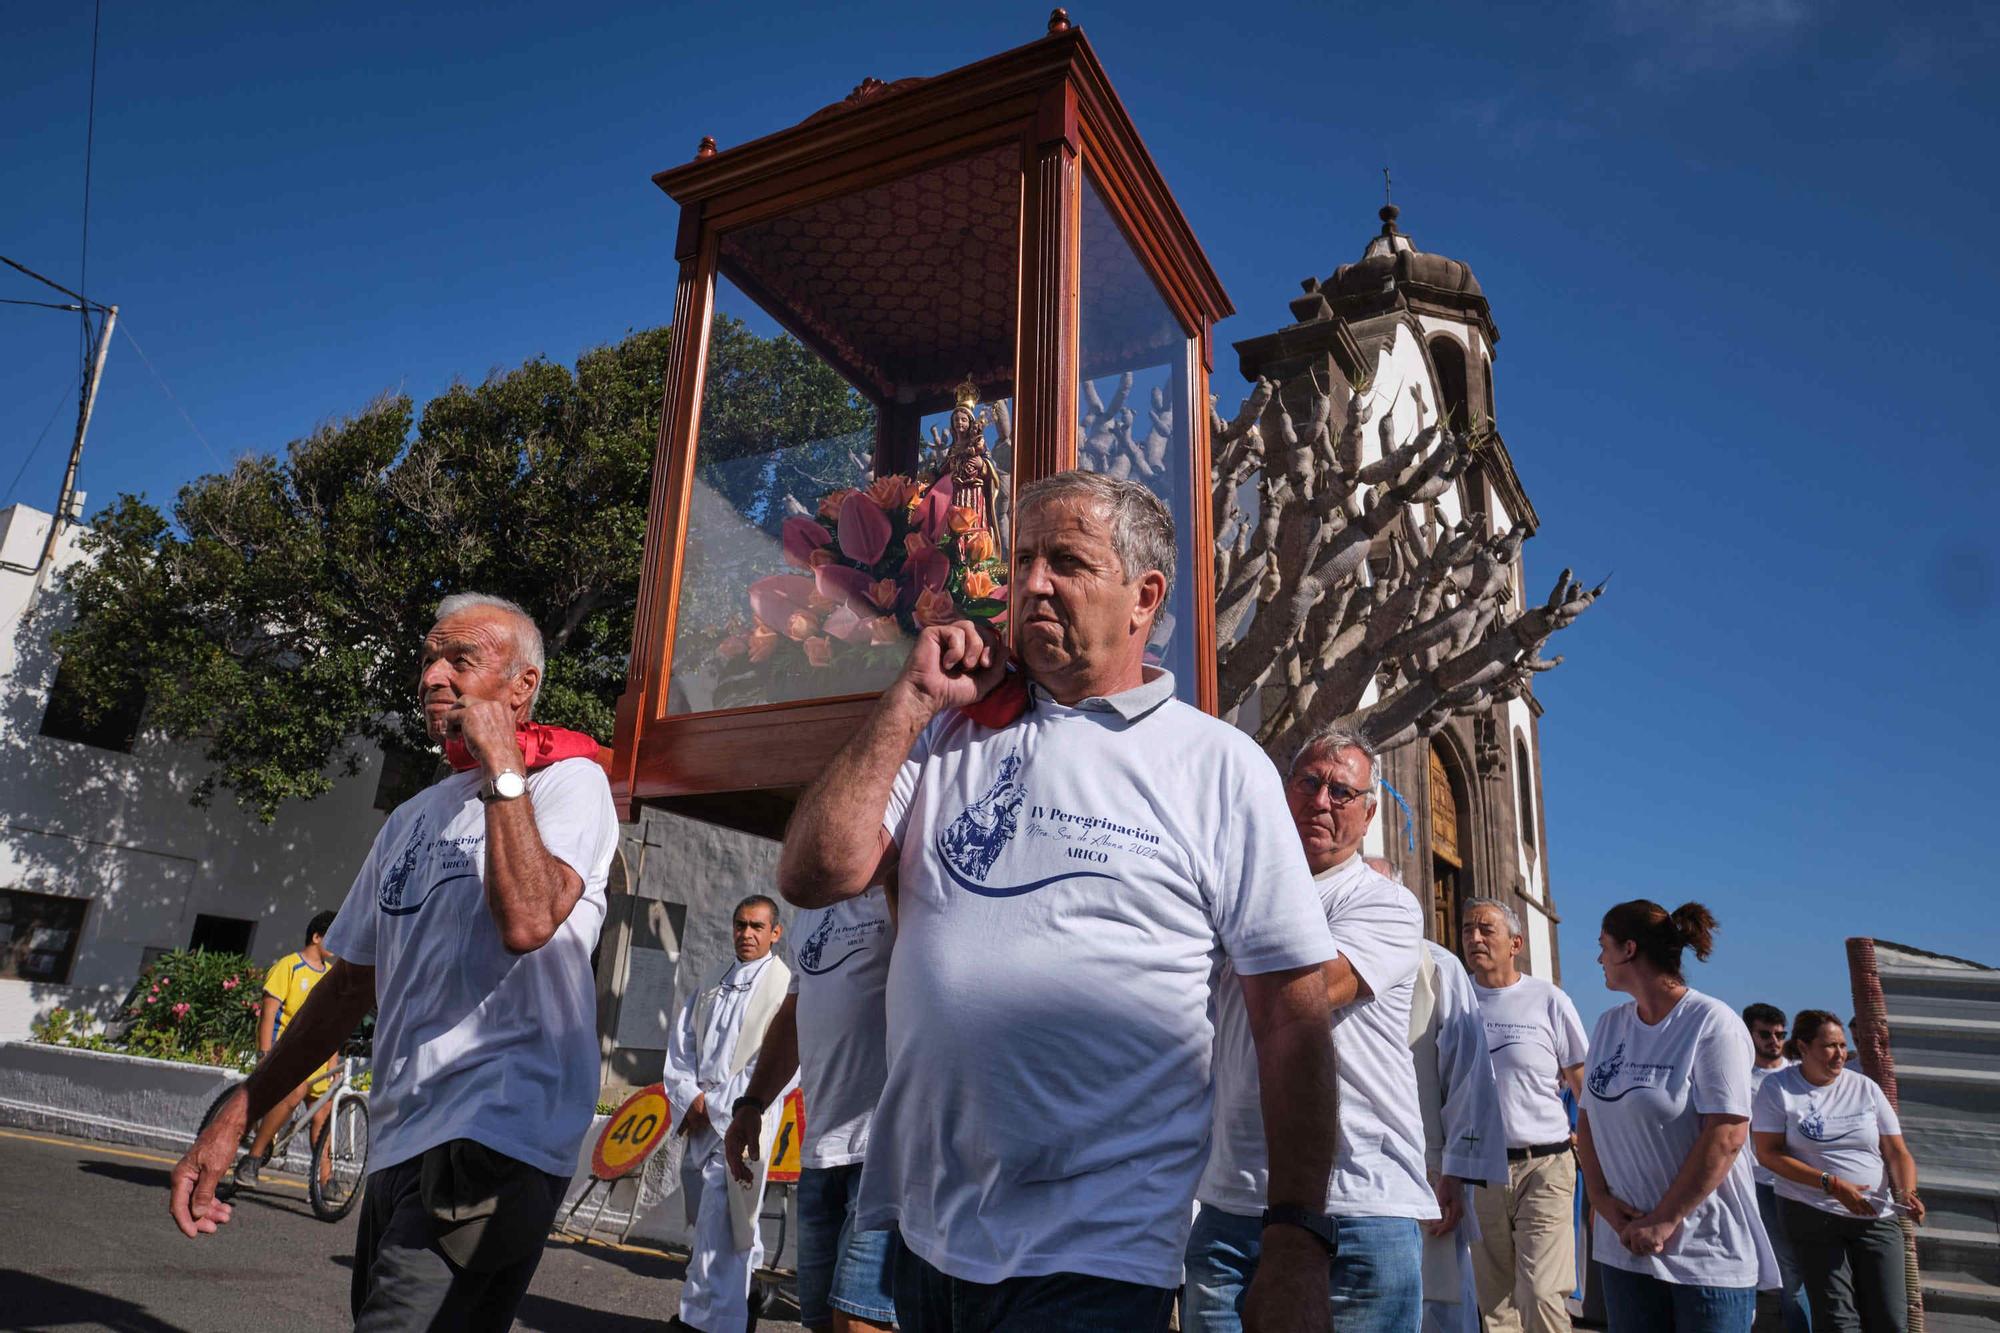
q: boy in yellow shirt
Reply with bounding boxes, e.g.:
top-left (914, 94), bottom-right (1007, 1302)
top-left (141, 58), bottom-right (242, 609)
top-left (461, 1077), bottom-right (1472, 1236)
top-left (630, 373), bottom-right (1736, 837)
top-left (233, 910), bottom-right (339, 1186)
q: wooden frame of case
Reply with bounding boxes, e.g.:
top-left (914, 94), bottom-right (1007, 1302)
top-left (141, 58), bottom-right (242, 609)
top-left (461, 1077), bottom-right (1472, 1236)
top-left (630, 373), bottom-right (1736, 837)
top-left (608, 17), bottom-right (1232, 831)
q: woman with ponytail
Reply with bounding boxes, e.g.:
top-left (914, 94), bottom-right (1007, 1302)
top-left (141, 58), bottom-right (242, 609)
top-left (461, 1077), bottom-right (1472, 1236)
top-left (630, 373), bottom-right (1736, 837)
top-left (1575, 901), bottom-right (1777, 1332)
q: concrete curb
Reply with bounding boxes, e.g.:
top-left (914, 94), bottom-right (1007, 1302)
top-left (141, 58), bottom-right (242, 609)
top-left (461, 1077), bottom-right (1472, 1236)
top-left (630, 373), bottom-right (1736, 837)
top-left (0, 1040), bottom-right (240, 1155)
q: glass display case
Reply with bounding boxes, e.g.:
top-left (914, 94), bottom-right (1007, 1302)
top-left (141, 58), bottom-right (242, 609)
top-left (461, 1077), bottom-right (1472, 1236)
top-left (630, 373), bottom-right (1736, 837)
top-left (609, 13), bottom-right (1234, 832)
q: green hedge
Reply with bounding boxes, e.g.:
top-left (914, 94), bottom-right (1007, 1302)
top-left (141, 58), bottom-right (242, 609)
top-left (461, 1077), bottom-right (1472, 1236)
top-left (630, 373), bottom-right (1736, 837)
top-left (32, 949), bottom-right (265, 1071)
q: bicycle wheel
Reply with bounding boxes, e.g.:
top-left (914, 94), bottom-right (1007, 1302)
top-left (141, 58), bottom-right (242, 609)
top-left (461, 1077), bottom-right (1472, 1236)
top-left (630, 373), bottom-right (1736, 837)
top-left (198, 1076), bottom-right (249, 1138)
top-left (308, 1097), bottom-right (369, 1222)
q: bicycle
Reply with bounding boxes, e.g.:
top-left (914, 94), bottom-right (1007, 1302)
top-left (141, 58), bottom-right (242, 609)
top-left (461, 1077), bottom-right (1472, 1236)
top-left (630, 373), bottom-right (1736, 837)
top-left (200, 1048), bottom-right (371, 1222)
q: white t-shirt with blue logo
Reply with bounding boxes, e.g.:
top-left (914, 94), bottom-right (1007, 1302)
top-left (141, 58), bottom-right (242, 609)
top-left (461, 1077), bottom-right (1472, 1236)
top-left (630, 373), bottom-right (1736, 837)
top-left (1474, 974), bottom-right (1589, 1149)
top-left (1200, 853), bottom-right (1438, 1221)
top-left (1752, 1066), bottom-right (1902, 1217)
top-left (324, 758), bottom-right (617, 1177)
top-left (854, 671), bottom-right (1337, 1290)
top-left (786, 885), bottom-right (894, 1169)
top-left (1583, 989), bottom-right (1777, 1290)
top-left (1747, 1062), bottom-right (1791, 1187)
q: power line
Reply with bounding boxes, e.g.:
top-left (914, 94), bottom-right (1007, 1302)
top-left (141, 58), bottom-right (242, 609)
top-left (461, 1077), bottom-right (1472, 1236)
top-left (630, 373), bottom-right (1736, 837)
top-left (0, 298), bottom-right (86, 312)
top-left (0, 254), bottom-right (104, 309)
top-left (119, 319), bottom-right (227, 470)
top-left (2, 379), bottom-right (81, 507)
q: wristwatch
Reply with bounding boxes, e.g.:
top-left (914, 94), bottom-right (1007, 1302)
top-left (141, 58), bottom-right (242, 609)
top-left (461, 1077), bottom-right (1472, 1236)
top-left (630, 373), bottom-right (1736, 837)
top-left (480, 770), bottom-right (526, 802)
top-left (1261, 1205), bottom-right (1339, 1256)
top-left (1818, 1171), bottom-right (1833, 1194)
top-left (731, 1094), bottom-right (767, 1119)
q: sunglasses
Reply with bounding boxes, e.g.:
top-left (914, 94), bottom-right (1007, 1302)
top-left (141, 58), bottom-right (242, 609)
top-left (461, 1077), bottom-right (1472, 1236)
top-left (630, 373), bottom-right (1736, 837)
top-left (1286, 772), bottom-right (1375, 807)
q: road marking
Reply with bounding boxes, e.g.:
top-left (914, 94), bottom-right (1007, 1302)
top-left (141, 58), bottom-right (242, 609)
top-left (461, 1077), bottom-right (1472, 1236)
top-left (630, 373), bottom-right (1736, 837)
top-left (0, 1127), bottom-right (308, 1193)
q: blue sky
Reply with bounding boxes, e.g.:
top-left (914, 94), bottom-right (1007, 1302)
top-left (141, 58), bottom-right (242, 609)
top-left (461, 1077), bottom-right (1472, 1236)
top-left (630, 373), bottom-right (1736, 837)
top-left (5, 0), bottom-right (1996, 1029)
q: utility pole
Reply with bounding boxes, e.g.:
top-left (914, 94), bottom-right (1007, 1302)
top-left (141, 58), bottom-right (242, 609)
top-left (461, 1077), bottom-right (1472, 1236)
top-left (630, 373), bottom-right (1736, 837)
top-left (36, 303), bottom-right (117, 577)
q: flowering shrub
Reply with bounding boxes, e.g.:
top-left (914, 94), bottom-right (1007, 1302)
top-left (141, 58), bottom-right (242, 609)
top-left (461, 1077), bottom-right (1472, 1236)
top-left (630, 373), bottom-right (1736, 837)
top-left (710, 473), bottom-right (1008, 706)
top-left (119, 949), bottom-right (265, 1065)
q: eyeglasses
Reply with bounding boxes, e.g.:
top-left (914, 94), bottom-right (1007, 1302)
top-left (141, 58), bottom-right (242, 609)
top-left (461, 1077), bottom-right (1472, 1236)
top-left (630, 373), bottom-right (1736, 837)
top-left (1286, 772), bottom-right (1375, 807)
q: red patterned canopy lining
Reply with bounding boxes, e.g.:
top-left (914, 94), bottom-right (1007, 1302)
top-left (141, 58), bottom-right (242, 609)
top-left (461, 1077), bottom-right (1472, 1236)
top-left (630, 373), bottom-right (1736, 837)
top-left (720, 145), bottom-right (1023, 404)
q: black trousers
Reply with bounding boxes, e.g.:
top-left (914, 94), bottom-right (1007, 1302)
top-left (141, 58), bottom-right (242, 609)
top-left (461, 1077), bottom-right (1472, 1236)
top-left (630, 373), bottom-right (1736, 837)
top-left (1778, 1197), bottom-right (1908, 1333)
top-left (350, 1147), bottom-right (567, 1332)
top-left (891, 1241), bottom-right (1175, 1333)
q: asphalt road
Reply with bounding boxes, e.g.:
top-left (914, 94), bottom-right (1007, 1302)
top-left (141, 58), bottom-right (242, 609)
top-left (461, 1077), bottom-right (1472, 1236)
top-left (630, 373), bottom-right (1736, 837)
top-left (0, 1127), bottom-right (806, 1332)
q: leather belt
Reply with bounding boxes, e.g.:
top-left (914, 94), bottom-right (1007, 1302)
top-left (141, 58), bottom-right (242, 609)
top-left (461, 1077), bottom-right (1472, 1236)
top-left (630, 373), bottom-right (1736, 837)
top-left (1507, 1140), bottom-right (1574, 1161)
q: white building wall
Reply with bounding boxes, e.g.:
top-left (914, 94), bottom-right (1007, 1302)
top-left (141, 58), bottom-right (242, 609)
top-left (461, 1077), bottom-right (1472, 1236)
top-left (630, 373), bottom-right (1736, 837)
top-left (0, 504), bottom-right (387, 1040)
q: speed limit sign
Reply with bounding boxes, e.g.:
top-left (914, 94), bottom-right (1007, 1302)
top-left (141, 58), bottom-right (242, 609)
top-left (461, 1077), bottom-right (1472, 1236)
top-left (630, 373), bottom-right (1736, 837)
top-left (591, 1083), bottom-right (672, 1179)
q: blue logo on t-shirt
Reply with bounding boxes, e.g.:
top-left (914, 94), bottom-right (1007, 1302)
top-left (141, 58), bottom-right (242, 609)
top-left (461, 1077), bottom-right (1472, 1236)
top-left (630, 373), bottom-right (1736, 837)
top-left (379, 815), bottom-right (430, 915)
top-left (1588, 1043), bottom-right (1626, 1099)
top-left (1800, 1099), bottom-right (1860, 1143)
top-left (934, 747), bottom-right (1114, 898)
top-left (797, 912), bottom-right (865, 975)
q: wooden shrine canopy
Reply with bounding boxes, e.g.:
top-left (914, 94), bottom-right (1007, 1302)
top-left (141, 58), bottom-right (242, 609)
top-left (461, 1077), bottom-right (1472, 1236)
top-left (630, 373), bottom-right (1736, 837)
top-left (606, 11), bottom-right (1233, 835)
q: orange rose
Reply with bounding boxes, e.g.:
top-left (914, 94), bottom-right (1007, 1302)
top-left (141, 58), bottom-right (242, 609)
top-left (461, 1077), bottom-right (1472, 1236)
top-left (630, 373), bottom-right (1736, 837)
top-left (803, 636), bottom-right (833, 668)
top-left (906, 533), bottom-right (933, 555)
top-left (808, 591), bottom-right (837, 613)
top-left (717, 635), bottom-right (748, 661)
top-left (786, 611), bottom-right (820, 641)
top-left (867, 615), bottom-right (902, 645)
top-left (962, 530), bottom-right (997, 564)
top-left (946, 506), bottom-right (981, 535)
top-left (869, 578), bottom-right (898, 610)
top-left (747, 625), bottom-right (779, 663)
top-left (914, 587), bottom-right (957, 628)
top-left (817, 488), bottom-right (858, 522)
top-left (866, 475), bottom-right (920, 511)
top-left (962, 570), bottom-right (997, 601)
top-left (807, 547), bottom-right (836, 568)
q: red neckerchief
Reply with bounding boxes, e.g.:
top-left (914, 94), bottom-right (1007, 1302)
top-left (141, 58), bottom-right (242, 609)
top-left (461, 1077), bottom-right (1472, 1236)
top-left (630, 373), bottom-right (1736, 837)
top-left (961, 664), bottom-right (1031, 730)
top-left (444, 722), bottom-right (602, 773)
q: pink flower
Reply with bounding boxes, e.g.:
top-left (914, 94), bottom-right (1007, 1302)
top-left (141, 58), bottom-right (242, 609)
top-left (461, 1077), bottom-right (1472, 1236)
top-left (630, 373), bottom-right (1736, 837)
top-left (837, 490), bottom-right (892, 565)
top-left (748, 574), bottom-right (818, 633)
top-left (914, 587), bottom-right (958, 628)
top-left (867, 615), bottom-right (902, 646)
top-left (747, 625), bottom-right (779, 663)
top-left (914, 476), bottom-right (956, 541)
top-left (171, 1002), bottom-right (190, 1019)
top-left (822, 606), bottom-right (872, 644)
top-left (221, 977), bottom-right (239, 991)
top-left (907, 545), bottom-right (950, 592)
top-left (869, 578), bottom-right (898, 610)
top-left (785, 611), bottom-right (820, 641)
top-left (814, 563), bottom-right (878, 611)
top-left (159, 977), bottom-right (170, 986)
top-left (146, 996), bottom-right (157, 1005)
top-left (781, 516), bottom-right (833, 569)
top-left (802, 636), bottom-right (833, 668)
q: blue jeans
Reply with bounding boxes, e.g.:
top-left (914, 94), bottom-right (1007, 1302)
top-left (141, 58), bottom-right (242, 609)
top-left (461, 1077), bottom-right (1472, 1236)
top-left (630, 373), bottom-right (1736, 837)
top-left (1756, 1182), bottom-right (1812, 1333)
top-left (1598, 1264), bottom-right (1755, 1333)
top-left (890, 1241), bottom-right (1174, 1332)
top-left (795, 1164), bottom-right (899, 1327)
top-left (1183, 1204), bottom-right (1423, 1333)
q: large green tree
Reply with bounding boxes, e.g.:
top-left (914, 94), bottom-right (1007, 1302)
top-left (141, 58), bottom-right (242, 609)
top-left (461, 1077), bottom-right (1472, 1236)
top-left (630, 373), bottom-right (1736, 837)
top-left (45, 318), bottom-right (870, 818)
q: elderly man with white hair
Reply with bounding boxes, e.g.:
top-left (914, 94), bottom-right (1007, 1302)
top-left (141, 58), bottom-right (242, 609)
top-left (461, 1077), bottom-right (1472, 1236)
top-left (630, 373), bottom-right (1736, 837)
top-left (1189, 727), bottom-right (1436, 1333)
top-left (1461, 897), bottom-right (1590, 1333)
top-left (169, 592), bottom-right (617, 1332)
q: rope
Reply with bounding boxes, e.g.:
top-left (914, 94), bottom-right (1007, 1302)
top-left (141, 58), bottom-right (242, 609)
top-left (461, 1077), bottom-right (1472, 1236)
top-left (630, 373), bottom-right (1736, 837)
top-left (1846, 936), bottom-right (1924, 1333)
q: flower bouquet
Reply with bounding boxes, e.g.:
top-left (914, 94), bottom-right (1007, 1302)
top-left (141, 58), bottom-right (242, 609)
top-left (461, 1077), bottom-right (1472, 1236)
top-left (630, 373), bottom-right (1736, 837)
top-left (710, 473), bottom-right (1008, 706)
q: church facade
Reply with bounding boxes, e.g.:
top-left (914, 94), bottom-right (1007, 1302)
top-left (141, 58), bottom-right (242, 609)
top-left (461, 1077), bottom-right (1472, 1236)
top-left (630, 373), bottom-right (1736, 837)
top-left (1233, 204), bottom-right (1563, 981)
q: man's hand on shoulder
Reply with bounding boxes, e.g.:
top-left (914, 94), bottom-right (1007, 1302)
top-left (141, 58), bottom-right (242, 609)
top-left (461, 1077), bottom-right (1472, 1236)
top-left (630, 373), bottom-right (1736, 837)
top-left (445, 697), bottom-right (524, 776)
top-left (1242, 1225), bottom-right (1331, 1333)
top-left (167, 1086), bottom-right (246, 1238)
top-left (893, 620), bottom-right (1005, 716)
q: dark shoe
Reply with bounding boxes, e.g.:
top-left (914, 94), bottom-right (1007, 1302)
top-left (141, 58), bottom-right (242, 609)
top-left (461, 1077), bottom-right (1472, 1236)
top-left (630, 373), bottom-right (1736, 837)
top-left (232, 1152), bottom-right (268, 1187)
top-left (746, 1281), bottom-right (769, 1331)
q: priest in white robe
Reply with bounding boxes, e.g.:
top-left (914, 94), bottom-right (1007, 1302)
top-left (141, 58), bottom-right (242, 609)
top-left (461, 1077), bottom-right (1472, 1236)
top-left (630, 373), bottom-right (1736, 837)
top-left (663, 894), bottom-right (796, 1333)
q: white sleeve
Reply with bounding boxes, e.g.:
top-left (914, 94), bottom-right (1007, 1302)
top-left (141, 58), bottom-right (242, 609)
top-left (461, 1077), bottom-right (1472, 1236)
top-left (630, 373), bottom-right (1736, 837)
top-left (530, 759), bottom-right (619, 903)
top-left (1208, 741), bottom-right (1336, 976)
top-left (323, 819), bottom-right (396, 967)
top-left (661, 988), bottom-right (704, 1116)
top-left (1750, 1073), bottom-right (1785, 1134)
top-left (1435, 954), bottom-right (1508, 1184)
top-left (1552, 988), bottom-right (1590, 1067)
top-left (881, 713), bottom-right (946, 847)
top-left (1326, 881), bottom-right (1421, 1001)
top-left (1691, 1009), bottom-right (1754, 1118)
top-left (1869, 1077), bottom-right (1902, 1137)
